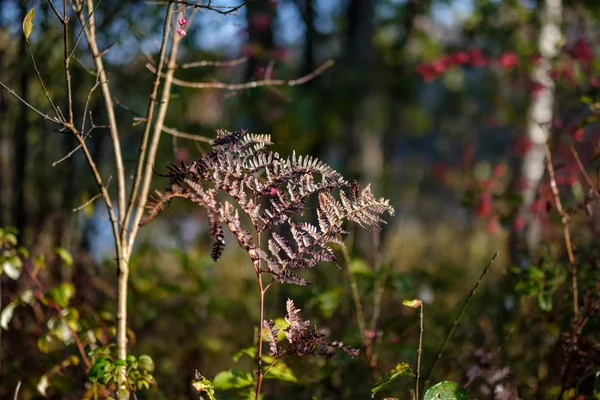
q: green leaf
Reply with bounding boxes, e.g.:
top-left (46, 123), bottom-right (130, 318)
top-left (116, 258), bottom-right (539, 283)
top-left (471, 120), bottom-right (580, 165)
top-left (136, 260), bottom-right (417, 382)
top-left (349, 259), bottom-right (373, 276)
top-left (88, 356), bottom-right (110, 382)
top-left (423, 381), bottom-right (468, 400)
top-left (264, 361), bottom-right (297, 382)
top-left (3, 257), bottom-right (23, 280)
top-left (19, 289), bottom-right (34, 305)
top-left (1, 301), bottom-right (17, 330)
top-left (233, 347), bottom-right (256, 362)
top-left (537, 292), bottom-right (553, 312)
top-left (138, 355), bottom-right (155, 373)
top-left (213, 369), bottom-right (254, 390)
top-left (316, 287), bottom-right (341, 319)
top-left (47, 282), bottom-right (75, 308)
top-left (22, 8), bottom-right (35, 41)
top-left (37, 374), bottom-right (49, 396)
top-left (4, 232), bottom-right (18, 246)
top-left (55, 247), bottom-right (73, 266)
top-left (371, 363), bottom-right (413, 398)
top-left (192, 376), bottom-right (217, 400)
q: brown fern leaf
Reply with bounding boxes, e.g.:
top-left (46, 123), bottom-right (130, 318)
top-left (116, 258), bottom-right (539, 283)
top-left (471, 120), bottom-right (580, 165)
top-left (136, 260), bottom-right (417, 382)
top-left (283, 299), bottom-right (358, 359)
top-left (263, 320), bottom-right (281, 356)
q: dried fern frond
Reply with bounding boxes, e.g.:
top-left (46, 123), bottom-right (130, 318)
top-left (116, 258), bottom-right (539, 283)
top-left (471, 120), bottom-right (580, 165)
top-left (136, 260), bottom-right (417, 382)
top-left (283, 299), bottom-right (358, 359)
top-left (141, 129), bottom-right (394, 286)
top-left (263, 320), bottom-right (281, 356)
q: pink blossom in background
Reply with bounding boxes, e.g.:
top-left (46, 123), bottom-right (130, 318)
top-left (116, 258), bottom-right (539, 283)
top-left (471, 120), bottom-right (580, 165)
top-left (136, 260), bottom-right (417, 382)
top-left (513, 214), bottom-right (526, 231)
top-left (176, 28), bottom-right (186, 37)
top-left (529, 81), bottom-right (546, 98)
top-left (469, 48), bottom-right (487, 67)
top-left (572, 127), bottom-right (584, 143)
top-left (569, 38), bottom-right (594, 63)
top-left (499, 52), bottom-right (518, 69)
top-left (417, 63), bottom-right (437, 82)
top-left (494, 162), bottom-right (507, 178)
top-left (476, 192), bottom-right (493, 217)
top-left (451, 51), bottom-right (470, 65)
top-left (175, 148), bottom-right (189, 163)
top-left (513, 137), bottom-right (532, 155)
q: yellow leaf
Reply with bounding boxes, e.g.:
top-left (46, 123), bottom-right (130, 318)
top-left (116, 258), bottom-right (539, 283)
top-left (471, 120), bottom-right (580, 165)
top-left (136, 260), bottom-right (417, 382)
top-left (22, 8), bottom-right (35, 41)
top-left (402, 299), bottom-right (422, 308)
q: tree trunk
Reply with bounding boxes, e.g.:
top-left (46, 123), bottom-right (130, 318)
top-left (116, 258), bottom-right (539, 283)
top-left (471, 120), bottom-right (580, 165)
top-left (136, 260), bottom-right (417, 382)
top-left (514, 0), bottom-right (562, 259)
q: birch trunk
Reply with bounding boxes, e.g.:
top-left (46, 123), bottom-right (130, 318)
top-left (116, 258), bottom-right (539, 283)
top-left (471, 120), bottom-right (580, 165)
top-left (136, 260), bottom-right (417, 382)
top-left (519, 0), bottom-right (562, 253)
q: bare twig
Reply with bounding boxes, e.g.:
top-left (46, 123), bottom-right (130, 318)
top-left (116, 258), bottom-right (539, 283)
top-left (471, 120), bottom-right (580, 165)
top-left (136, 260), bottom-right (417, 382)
top-left (13, 381), bottom-right (21, 400)
top-left (0, 81), bottom-right (62, 125)
top-left (128, 4), bottom-right (184, 245)
top-left (416, 302), bottom-right (424, 400)
top-left (570, 146), bottom-right (600, 200)
top-left (47, 0), bottom-right (65, 23)
top-left (162, 126), bottom-right (213, 143)
top-left (73, 176), bottom-right (112, 212)
top-left (424, 252), bottom-right (498, 389)
top-left (76, 0), bottom-right (126, 225)
top-left (52, 143), bottom-right (83, 167)
top-left (545, 142), bottom-right (579, 317)
top-left (171, 0), bottom-right (249, 15)
top-left (123, 2), bottom-right (176, 234)
top-left (25, 41), bottom-right (63, 121)
top-left (147, 59), bottom-right (334, 90)
top-left (177, 56), bottom-right (248, 69)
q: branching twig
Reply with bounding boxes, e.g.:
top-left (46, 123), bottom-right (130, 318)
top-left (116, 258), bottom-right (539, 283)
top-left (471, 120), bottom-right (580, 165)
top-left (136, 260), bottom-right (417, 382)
top-left (545, 142), bottom-right (579, 317)
top-left (171, 0), bottom-right (249, 15)
top-left (0, 81), bottom-right (62, 125)
top-left (123, 2), bottom-right (176, 234)
top-left (25, 41), bottom-right (63, 120)
top-left (76, 0), bottom-right (126, 224)
top-left (570, 146), bottom-right (600, 200)
top-left (147, 59), bottom-right (334, 90)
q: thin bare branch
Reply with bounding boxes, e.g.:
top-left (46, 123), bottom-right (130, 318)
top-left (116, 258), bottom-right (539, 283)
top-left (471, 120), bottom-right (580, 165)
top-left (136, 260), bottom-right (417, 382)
top-left (177, 56), bottom-right (248, 69)
top-left (171, 0), bottom-right (249, 15)
top-left (26, 41), bottom-right (63, 121)
top-left (68, 0), bottom-right (103, 60)
top-left (147, 59), bottom-right (335, 90)
top-left (73, 176), bottom-right (112, 212)
top-left (82, 78), bottom-right (101, 133)
top-left (544, 142), bottom-right (579, 317)
top-left (53, 143), bottom-right (83, 167)
top-left (0, 81), bottom-right (63, 125)
top-left (570, 146), bottom-right (600, 200)
top-left (123, 2), bottom-right (176, 237)
top-left (162, 126), bottom-right (213, 143)
top-left (128, 5), bottom-right (184, 244)
top-left (47, 0), bottom-right (65, 23)
top-left (75, 0), bottom-right (127, 225)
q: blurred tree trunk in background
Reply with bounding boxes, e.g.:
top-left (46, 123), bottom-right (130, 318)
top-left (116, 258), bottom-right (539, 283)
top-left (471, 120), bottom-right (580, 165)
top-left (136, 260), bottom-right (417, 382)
top-left (344, 0), bottom-right (378, 187)
top-left (515, 0), bottom-right (562, 260)
top-left (245, 1), bottom-right (276, 81)
top-left (12, 3), bottom-right (30, 241)
top-left (293, 0), bottom-right (316, 77)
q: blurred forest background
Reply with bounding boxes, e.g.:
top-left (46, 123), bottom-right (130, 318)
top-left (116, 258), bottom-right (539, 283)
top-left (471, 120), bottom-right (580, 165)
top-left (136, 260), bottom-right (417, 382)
top-left (1, 0), bottom-right (600, 399)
